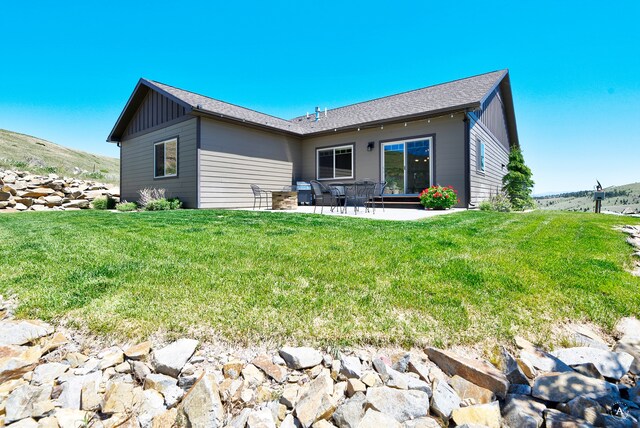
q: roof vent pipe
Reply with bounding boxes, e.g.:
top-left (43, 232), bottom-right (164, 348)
top-left (315, 106), bottom-right (320, 122)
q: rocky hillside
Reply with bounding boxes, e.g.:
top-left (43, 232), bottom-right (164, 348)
top-left (536, 182), bottom-right (640, 214)
top-left (0, 168), bottom-right (118, 212)
top-left (0, 129), bottom-right (119, 184)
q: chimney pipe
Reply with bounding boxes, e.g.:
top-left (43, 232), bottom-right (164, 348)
top-left (315, 106), bottom-right (320, 122)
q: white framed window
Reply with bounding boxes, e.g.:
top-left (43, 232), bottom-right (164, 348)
top-left (154, 138), bottom-right (178, 178)
top-left (316, 144), bottom-right (354, 180)
top-left (477, 139), bottom-right (485, 172)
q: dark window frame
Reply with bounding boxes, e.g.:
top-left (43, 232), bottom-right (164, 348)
top-left (315, 143), bottom-right (355, 180)
top-left (153, 137), bottom-right (179, 179)
top-left (477, 138), bottom-right (486, 173)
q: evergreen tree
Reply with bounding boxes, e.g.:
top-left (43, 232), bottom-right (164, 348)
top-left (502, 147), bottom-right (534, 210)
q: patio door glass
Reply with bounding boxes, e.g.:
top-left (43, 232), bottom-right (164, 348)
top-left (406, 140), bottom-right (430, 193)
top-left (382, 143), bottom-right (405, 194)
top-left (382, 138), bottom-right (431, 194)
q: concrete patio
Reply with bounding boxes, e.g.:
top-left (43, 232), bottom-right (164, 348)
top-left (245, 205), bottom-right (467, 221)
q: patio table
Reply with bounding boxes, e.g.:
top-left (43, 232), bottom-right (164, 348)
top-left (330, 182), bottom-right (376, 214)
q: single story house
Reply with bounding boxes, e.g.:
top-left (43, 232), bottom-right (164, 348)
top-left (107, 69), bottom-right (519, 209)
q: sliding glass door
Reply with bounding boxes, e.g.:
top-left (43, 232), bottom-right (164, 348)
top-left (382, 138), bottom-right (431, 194)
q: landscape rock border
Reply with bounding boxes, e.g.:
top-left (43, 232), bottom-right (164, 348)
top-left (0, 168), bottom-right (118, 212)
top-left (1, 294), bottom-right (639, 428)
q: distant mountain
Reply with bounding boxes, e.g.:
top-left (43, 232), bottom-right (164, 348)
top-left (535, 182), bottom-right (640, 214)
top-left (0, 129), bottom-right (119, 183)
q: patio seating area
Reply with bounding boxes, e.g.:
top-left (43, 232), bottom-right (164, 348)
top-left (248, 182), bottom-right (463, 220)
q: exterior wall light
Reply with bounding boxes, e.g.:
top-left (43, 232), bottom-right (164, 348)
top-left (367, 141), bottom-right (375, 151)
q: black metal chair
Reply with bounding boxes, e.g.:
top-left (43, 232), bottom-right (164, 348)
top-left (250, 184), bottom-right (271, 210)
top-left (310, 180), bottom-right (340, 213)
top-left (374, 181), bottom-right (387, 212)
top-left (360, 181), bottom-right (377, 214)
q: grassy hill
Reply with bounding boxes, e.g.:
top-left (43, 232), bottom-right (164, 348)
top-left (0, 129), bottom-right (119, 184)
top-left (536, 182), bottom-right (640, 214)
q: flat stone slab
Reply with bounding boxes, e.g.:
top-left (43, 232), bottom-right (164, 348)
top-left (451, 401), bottom-right (501, 428)
top-left (0, 320), bottom-right (53, 346)
top-left (520, 349), bottom-right (573, 373)
top-left (358, 409), bottom-right (402, 428)
top-left (426, 347), bottom-right (509, 398)
top-left (551, 347), bottom-right (634, 380)
top-left (431, 380), bottom-right (461, 419)
top-left (279, 346), bottom-right (322, 370)
top-left (615, 317), bottom-right (640, 341)
top-left (501, 394), bottom-right (545, 428)
top-left (365, 386), bottom-right (430, 423)
top-left (544, 408), bottom-right (592, 428)
top-left (614, 339), bottom-right (640, 375)
top-left (151, 339), bottom-right (198, 377)
top-left (532, 372), bottom-right (616, 403)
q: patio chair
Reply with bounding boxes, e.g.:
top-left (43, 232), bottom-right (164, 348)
top-left (374, 181), bottom-right (387, 212)
top-left (360, 180), bottom-right (377, 214)
top-left (250, 184), bottom-right (271, 210)
top-left (310, 180), bottom-right (340, 214)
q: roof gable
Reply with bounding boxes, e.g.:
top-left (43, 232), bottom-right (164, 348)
top-left (108, 79), bottom-right (193, 142)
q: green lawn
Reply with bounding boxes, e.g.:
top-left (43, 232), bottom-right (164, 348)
top-left (1, 209), bottom-right (639, 348)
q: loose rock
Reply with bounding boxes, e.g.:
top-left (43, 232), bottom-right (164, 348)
top-left (365, 386), bottom-right (430, 423)
top-left (280, 346), bottom-right (323, 370)
top-left (426, 347), bottom-right (508, 398)
top-left (451, 401), bottom-right (501, 428)
top-left (532, 371), bottom-right (616, 402)
top-left (151, 338), bottom-right (198, 377)
top-left (551, 347), bottom-right (634, 380)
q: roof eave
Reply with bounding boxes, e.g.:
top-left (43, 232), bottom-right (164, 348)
top-left (191, 108), bottom-right (304, 137)
top-left (299, 102), bottom-right (481, 137)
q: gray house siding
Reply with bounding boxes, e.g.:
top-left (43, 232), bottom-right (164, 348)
top-left (468, 114), bottom-right (510, 206)
top-left (124, 89), bottom-right (188, 138)
top-left (199, 118), bottom-right (302, 208)
top-left (477, 87), bottom-right (510, 151)
top-left (300, 114), bottom-right (467, 206)
top-left (120, 117), bottom-right (198, 207)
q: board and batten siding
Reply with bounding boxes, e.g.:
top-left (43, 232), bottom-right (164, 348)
top-left (300, 114), bottom-right (467, 206)
top-left (120, 117), bottom-right (198, 207)
top-left (123, 89), bottom-right (188, 138)
top-left (468, 114), bottom-right (509, 206)
top-left (199, 118), bottom-right (302, 208)
top-left (477, 87), bottom-right (510, 151)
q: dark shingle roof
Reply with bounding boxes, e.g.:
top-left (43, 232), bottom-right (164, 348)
top-left (290, 70), bottom-right (507, 133)
top-left (147, 80), bottom-right (305, 134)
top-left (110, 70), bottom-right (510, 141)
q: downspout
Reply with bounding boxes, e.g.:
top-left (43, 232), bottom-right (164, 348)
top-left (463, 111), bottom-right (471, 209)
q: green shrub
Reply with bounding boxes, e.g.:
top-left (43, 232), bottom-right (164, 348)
top-left (86, 171), bottom-right (105, 180)
top-left (143, 198), bottom-right (170, 211)
top-left (479, 200), bottom-right (492, 211)
top-left (479, 193), bottom-right (512, 212)
top-left (92, 196), bottom-right (116, 210)
top-left (169, 198), bottom-right (182, 210)
top-left (116, 202), bottom-right (137, 212)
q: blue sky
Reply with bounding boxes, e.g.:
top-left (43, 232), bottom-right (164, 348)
top-left (0, 1), bottom-right (638, 194)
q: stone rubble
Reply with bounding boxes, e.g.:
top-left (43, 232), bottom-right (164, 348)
top-left (621, 225), bottom-right (640, 276)
top-left (1, 294), bottom-right (639, 427)
top-left (0, 168), bottom-right (118, 212)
